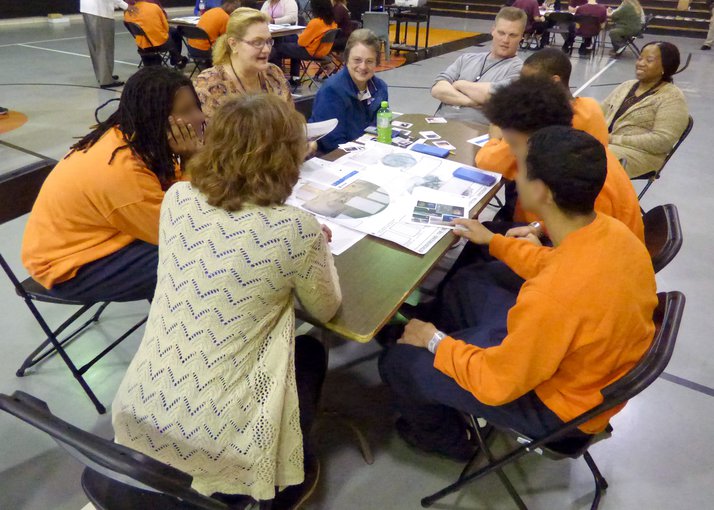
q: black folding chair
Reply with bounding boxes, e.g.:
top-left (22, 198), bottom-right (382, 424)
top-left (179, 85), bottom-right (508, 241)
top-left (177, 25), bottom-right (214, 78)
top-left (124, 21), bottom-right (172, 67)
top-left (0, 391), bottom-right (237, 510)
top-left (545, 11), bottom-right (574, 46)
top-left (633, 115), bottom-right (693, 200)
top-left (422, 291), bottom-right (686, 510)
top-left (643, 204), bottom-right (683, 274)
top-left (570, 14), bottom-right (602, 55)
top-left (297, 28), bottom-right (341, 89)
top-left (0, 161), bottom-right (147, 414)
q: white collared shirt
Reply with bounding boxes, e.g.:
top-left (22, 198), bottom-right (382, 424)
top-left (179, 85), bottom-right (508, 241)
top-left (80, 0), bottom-right (130, 19)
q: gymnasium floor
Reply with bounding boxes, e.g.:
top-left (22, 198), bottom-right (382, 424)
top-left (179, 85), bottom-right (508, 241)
top-left (1, 11), bottom-right (713, 510)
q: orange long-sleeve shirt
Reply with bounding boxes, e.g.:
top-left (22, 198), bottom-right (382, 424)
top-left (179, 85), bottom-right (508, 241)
top-left (298, 18), bottom-right (338, 57)
top-left (22, 128), bottom-right (167, 289)
top-left (434, 214), bottom-right (657, 434)
top-left (476, 97), bottom-right (609, 181)
top-left (514, 149), bottom-right (645, 242)
top-left (125, 1), bottom-right (169, 49)
top-left (189, 7), bottom-right (229, 51)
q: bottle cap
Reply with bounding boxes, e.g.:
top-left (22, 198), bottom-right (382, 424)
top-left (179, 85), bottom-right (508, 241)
top-left (381, 101), bottom-right (389, 108)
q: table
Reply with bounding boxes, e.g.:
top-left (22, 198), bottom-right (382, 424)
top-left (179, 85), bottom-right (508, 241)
top-left (168, 17), bottom-right (305, 38)
top-left (298, 113), bottom-right (498, 343)
top-left (387, 5), bottom-right (431, 53)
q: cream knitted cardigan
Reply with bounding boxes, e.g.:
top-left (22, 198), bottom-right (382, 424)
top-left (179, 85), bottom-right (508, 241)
top-left (112, 182), bottom-right (341, 501)
top-left (602, 80), bottom-right (689, 178)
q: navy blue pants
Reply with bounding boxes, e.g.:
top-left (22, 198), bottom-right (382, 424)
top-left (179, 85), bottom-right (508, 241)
top-left (379, 260), bottom-right (582, 449)
top-left (47, 240), bottom-right (158, 302)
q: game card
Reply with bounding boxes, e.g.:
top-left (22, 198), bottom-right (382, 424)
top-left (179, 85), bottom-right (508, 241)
top-left (419, 130), bottom-right (441, 140)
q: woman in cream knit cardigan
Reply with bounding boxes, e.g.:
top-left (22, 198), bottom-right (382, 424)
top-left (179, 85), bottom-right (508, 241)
top-left (602, 41), bottom-right (689, 178)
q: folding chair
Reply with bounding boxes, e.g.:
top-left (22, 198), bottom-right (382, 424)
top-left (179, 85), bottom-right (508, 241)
top-left (0, 160), bottom-right (147, 414)
top-left (422, 290), bottom-right (686, 510)
top-left (297, 28), bottom-right (341, 89)
top-left (569, 14), bottom-right (602, 56)
top-left (0, 391), bottom-right (241, 510)
top-left (643, 204), bottom-right (683, 274)
top-left (545, 11), bottom-right (574, 46)
top-left (177, 25), bottom-right (214, 78)
top-left (124, 21), bottom-right (172, 67)
top-left (362, 11), bottom-right (391, 61)
top-left (633, 115), bottom-right (693, 200)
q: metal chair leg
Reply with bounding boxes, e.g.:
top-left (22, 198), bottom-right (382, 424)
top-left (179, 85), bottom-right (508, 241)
top-left (637, 177), bottom-right (655, 200)
top-left (473, 425), bottom-right (528, 510)
top-left (583, 451), bottom-right (608, 510)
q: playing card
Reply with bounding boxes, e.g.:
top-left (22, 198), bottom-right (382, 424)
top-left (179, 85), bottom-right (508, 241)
top-left (432, 140), bottom-right (456, 150)
top-left (392, 121), bottom-right (414, 129)
top-left (425, 116), bottom-right (447, 124)
top-left (419, 130), bottom-right (441, 140)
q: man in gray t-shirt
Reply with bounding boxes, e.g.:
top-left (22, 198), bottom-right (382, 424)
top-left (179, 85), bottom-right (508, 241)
top-left (432, 7), bottom-right (527, 125)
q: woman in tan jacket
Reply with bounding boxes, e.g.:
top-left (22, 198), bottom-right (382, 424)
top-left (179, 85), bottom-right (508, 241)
top-left (602, 41), bottom-right (689, 178)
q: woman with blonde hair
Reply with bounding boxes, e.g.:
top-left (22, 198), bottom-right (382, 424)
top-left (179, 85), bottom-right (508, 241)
top-left (608, 0), bottom-right (643, 55)
top-left (112, 93), bottom-right (342, 509)
top-left (193, 7), bottom-right (293, 119)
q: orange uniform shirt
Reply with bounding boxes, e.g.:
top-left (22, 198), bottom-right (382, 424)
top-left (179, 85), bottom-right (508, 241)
top-left (124, 1), bottom-right (169, 49)
top-left (435, 214), bottom-right (658, 434)
top-left (475, 97), bottom-right (609, 181)
top-left (514, 149), bottom-right (645, 242)
top-left (298, 18), bottom-right (338, 57)
top-left (22, 128), bottom-right (167, 289)
top-left (189, 7), bottom-right (229, 51)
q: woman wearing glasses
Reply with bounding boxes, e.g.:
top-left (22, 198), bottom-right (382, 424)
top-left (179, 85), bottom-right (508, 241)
top-left (194, 7), bottom-right (292, 120)
top-left (309, 29), bottom-right (389, 153)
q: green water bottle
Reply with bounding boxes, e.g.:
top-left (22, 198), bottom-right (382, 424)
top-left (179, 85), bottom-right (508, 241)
top-left (376, 101), bottom-right (392, 144)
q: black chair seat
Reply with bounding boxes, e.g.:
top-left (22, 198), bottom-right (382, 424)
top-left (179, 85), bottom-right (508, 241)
top-left (19, 277), bottom-right (88, 305)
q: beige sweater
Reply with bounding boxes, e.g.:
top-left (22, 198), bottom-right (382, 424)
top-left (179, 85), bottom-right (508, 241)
top-left (112, 182), bottom-right (341, 501)
top-left (602, 80), bottom-right (689, 178)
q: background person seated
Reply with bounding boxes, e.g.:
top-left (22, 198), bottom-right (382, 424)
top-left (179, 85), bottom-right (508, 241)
top-left (512, 0), bottom-right (548, 49)
top-left (261, 0), bottom-right (299, 24)
top-left (380, 126), bottom-right (658, 461)
top-left (112, 93), bottom-right (341, 509)
top-left (309, 29), bottom-right (388, 153)
top-left (194, 8), bottom-right (293, 120)
top-left (21, 67), bottom-right (204, 303)
top-left (602, 41), bottom-right (689, 178)
top-left (188, 0), bottom-right (241, 54)
top-left (195, 0), bottom-right (223, 15)
top-left (607, 0), bottom-right (643, 55)
top-left (431, 7), bottom-right (526, 125)
top-left (563, 0), bottom-right (608, 54)
top-left (332, 0), bottom-right (357, 52)
top-left (124, 0), bottom-right (187, 67)
top-left (272, 0), bottom-right (338, 86)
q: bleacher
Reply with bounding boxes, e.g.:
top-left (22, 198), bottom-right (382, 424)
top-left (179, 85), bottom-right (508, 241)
top-left (426, 0), bottom-right (711, 38)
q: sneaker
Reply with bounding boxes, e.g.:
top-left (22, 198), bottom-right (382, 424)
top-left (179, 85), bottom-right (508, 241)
top-left (702, 45), bottom-right (712, 51)
top-left (395, 417), bottom-right (477, 462)
top-left (271, 453), bottom-right (320, 510)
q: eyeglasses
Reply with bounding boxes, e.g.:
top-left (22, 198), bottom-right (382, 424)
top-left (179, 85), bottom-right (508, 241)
top-left (349, 57), bottom-right (377, 67)
top-left (240, 38), bottom-right (274, 49)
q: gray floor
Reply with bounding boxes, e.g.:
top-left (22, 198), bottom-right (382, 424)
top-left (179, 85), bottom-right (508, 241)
top-left (1, 12), bottom-right (714, 510)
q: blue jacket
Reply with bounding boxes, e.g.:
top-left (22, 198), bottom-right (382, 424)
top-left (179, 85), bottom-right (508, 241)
top-left (309, 67), bottom-right (389, 153)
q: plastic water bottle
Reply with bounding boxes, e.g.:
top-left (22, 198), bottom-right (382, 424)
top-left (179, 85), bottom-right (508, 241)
top-left (199, 0), bottom-right (206, 14)
top-left (376, 101), bottom-right (392, 145)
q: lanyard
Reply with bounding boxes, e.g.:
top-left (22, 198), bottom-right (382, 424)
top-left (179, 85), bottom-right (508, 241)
top-left (476, 53), bottom-right (510, 82)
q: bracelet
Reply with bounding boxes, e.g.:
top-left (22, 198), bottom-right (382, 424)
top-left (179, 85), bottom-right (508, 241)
top-left (428, 331), bottom-right (447, 354)
top-left (528, 221), bottom-right (542, 237)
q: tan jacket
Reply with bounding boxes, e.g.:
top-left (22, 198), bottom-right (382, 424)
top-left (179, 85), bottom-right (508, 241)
top-left (602, 80), bottom-right (689, 178)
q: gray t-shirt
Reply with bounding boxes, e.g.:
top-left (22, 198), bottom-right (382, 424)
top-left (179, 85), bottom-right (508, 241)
top-left (434, 51), bottom-right (523, 125)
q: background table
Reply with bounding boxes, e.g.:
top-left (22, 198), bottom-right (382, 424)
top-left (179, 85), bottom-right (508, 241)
top-left (299, 113), bottom-right (498, 342)
top-left (168, 18), bottom-right (305, 38)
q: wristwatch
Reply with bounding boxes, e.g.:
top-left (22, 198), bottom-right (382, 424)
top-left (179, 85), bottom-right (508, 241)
top-left (428, 330), bottom-right (447, 354)
top-left (528, 221), bottom-right (543, 237)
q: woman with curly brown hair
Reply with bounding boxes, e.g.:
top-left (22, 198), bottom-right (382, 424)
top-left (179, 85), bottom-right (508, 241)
top-left (112, 93), bottom-right (341, 509)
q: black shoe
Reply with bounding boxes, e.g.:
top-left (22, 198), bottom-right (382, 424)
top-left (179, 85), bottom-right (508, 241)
top-left (100, 80), bottom-right (124, 89)
top-left (395, 417), bottom-right (477, 462)
top-left (288, 77), bottom-right (301, 87)
top-left (112, 74), bottom-right (119, 80)
top-left (0, 106), bottom-right (8, 116)
top-left (702, 45), bottom-right (712, 51)
top-left (271, 453), bottom-right (320, 510)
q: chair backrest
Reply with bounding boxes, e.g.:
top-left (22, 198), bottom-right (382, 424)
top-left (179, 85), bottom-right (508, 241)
top-left (320, 28), bottom-right (341, 45)
top-left (573, 14), bottom-right (601, 35)
top-left (0, 391), bottom-right (230, 510)
top-left (124, 20), bottom-right (157, 48)
top-left (362, 11), bottom-right (390, 39)
top-left (295, 95), bottom-right (316, 120)
top-left (0, 159), bottom-right (56, 225)
top-left (177, 24), bottom-right (212, 42)
top-left (643, 204), bottom-right (683, 273)
top-left (656, 115), bottom-right (694, 177)
top-left (547, 11), bottom-right (574, 26)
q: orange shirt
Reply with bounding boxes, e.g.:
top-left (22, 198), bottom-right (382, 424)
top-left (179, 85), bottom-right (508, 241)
top-left (189, 7), bottom-right (229, 51)
top-left (22, 128), bottom-right (167, 289)
top-left (476, 97), bottom-right (609, 181)
top-left (124, 1), bottom-right (169, 49)
top-left (434, 214), bottom-right (658, 434)
top-left (297, 18), bottom-right (338, 57)
top-left (514, 149), bottom-right (645, 242)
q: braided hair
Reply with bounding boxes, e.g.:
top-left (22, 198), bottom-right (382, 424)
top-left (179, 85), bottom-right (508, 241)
top-left (71, 67), bottom-right (200, 187)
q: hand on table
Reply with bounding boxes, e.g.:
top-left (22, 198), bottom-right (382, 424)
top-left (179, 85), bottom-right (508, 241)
top-left (321, 224), bottom-right (332, 243)
top-left (168, 116), bottom-right (203, 159)
top-left (397, 319), bottom-right (437, 349)
top-left (452, 218), bottom-right (495, 245)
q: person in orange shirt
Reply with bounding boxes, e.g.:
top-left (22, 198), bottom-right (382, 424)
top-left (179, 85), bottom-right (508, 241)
top-left (272, 0), bottom-right (337, 85)
top-left (477, 48), bottom-right (609, 222)
top-left (188, 0), bottom-right (241, 53)
top-left (379, 126), bottom-right (657, 460)
top-left (21, 67), bottom-right (205, 302)
top-left (124, 0), bottom-right (187, 67)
